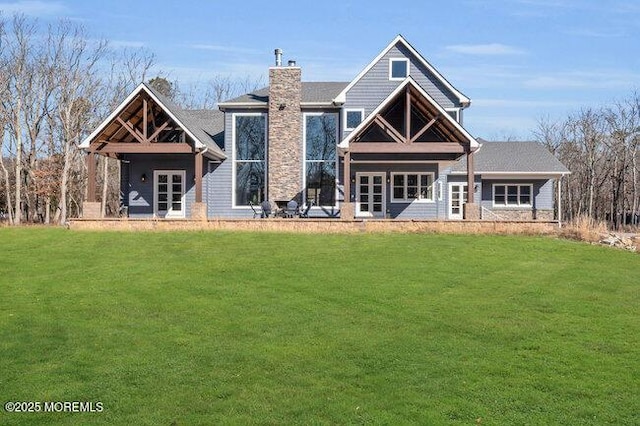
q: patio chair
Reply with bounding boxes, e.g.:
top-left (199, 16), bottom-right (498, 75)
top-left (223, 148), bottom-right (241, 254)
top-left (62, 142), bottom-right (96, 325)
top-left (260, 200), bottom-right (272, 218)
top-left (299, 200), bottom-right (315, 218)
top-left (284, 200), bottom-right (299, 218)
top-left (248, 201), bottom-right (260, 218)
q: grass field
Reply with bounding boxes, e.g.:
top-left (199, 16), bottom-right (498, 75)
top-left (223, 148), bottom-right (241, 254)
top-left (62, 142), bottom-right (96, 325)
top-left (1, 228), bottom-right (638, 425)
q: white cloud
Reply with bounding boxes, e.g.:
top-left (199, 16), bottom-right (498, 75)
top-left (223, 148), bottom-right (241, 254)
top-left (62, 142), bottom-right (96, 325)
top-left (445, 43), bottom-right (526, 56)
top-left (0, 0), bottom-right (66, 16)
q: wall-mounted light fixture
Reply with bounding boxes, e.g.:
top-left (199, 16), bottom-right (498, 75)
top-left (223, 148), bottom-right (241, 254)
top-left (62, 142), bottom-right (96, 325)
top-left (278, 103), bottom-right (286, 110)
top-left (140, 173), bottom-right (147, 183)
top-left (386, 170), bottom-right (391, 184)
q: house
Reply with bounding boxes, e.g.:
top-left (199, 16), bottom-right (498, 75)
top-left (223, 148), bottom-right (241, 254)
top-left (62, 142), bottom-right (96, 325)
top-left (79, 35), bottom-right (569, 221)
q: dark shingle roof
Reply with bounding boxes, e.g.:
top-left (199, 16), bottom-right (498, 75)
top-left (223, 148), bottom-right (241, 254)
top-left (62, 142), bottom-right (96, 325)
top-left (144, 82), bottom-right (226, 159)
top-left (221, 82), bottom-right (349, 105)
top-left (451, 141), bottom-right (569, 174)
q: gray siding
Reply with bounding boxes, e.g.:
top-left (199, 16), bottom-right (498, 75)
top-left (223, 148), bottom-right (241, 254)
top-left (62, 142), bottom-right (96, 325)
top-left (206, 109), bottom-right (253, 218)
top-left (351, 163), bottom-right (440, 219)
top-left (123, 154), bottom-right (195, 218)
top-left (480, 179), bottom-right (554, 212)
top-left (342, 42), bottom-right (462, 141)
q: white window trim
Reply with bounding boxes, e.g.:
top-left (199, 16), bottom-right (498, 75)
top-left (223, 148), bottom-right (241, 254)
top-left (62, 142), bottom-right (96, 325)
top-left (445, 108), bottom-right (460, 123)
top-left (492, 183), bottom-right (534, 208)
top-left (355, 172), bottom-right (386, 218)
top-left (390, 172), bottom-right (435, 203)
top-left (389, 58), bottom-right (410, 81)
top-left (448, 182), bottom-right (468, 220)
top-left (343, 108), bottom-right (365, 132)
top-left (231, 112), bottom-right (267, 209)
top-left (303, 112), bottom-right (339, 209)
top-left (153, 170), bottom-right (186, 218)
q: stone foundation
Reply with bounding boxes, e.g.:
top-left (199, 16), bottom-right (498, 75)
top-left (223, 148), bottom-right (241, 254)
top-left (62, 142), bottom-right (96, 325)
top-left (191, 202), bottom-right (207, 221)
top-left (69, 218), bottom-right (560, 235)
top-left (464, 203), bottom-right (480, 220)
top-left (487, 209), bottom-right (554, 221)
top-left (340, 202), bottom-right (354, 221)
top-left (82, 202), bottom-right (102, 219)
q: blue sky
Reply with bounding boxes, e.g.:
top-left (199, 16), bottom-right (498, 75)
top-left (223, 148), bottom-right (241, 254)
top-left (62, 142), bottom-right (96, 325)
top-left (2, 0), bottom-right (639, 139)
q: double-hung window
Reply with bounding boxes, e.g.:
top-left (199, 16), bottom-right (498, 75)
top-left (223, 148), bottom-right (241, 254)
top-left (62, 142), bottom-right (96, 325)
top-left (391, 173), bottom-right (434, 202)
top-left (233, 114), bottom-right (266, 206)
top-left (493, 184), bottom-right (532, 206)
top-left (304, 113), bottom-right (337, 206)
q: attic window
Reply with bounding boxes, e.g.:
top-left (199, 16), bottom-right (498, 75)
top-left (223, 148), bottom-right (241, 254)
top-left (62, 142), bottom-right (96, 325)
top-left (344, 109), bottom-right (364, 131)
top-left (389, 58), bottom-right (409, 80)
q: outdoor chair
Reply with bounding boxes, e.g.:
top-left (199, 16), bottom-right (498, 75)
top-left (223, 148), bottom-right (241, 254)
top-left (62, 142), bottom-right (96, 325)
top-left (260, 200), bottom-right (272, 218)
top-left (284, 200), bottom-right (299, 218)
top-left (248, 201), bottom-right (260, 218)
top-left (299, 200), bottom-right (315, 218)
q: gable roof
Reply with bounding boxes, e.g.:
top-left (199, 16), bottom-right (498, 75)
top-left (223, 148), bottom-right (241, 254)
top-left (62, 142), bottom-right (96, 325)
top-left (450, 141), bottom-right (570, 175)
top-left (339, 76), bottom-right (479, 149)
top-left (80, 82), bottom-right (226, 160)
top-left (218, 82), bottom-right (348, 109)
top-left (333, 34), bottom-right (470, 106)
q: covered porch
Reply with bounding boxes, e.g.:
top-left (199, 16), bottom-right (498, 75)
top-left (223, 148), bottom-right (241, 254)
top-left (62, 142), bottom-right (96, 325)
top-left (80, 83), bottom-right (225, 219)
top-left (339, 77), bottom-right (479, 220)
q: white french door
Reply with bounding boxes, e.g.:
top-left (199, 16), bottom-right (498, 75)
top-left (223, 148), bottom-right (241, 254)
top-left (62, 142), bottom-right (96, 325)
top-left (356, 173), bottom-right (385, 218)
top-left (449, 183), bottom-right (468, 220)
top-left (154, 170), bottom-right (186, 218)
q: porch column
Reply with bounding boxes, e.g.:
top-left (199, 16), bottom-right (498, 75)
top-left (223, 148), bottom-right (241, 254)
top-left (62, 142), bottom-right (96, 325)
top-left (82, 151), bottom-right (101, 218)
top-left (557, 176), bottom-right (562, 227)
top-left (466, 149), bottom-right (474, 204)
top-left (463, 148), bottom-right (480, 220)
top-left (195, 151), bottom-right (203, 203)
top-left (86, 151), bottom-right (96, 202)
top-left (192, 151), bottom-right (207, 220)
top-left (341, 151), bottom-right (354, 220)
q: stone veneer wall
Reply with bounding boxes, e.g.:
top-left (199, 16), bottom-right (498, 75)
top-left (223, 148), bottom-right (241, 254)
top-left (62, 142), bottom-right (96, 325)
top-left (268, 66), bottom-right (302, 203)
top-left (69, 218), bottom-right (560, 234)
top-left (487, 209), bottom-right (554, 221)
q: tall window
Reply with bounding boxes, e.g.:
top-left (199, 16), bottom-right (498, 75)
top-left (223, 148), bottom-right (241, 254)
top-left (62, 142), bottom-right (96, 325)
top-left (493, 184), bottom-right (532, 206)
top-left (234, 114), bottom-right (266, 206)
top-left (304, 113), bottom-right (337, 206)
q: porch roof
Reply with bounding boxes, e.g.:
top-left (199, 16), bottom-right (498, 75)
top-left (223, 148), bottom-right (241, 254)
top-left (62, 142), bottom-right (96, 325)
top-left (80, 82), bottom-right (226, 160)
top-left (450, 141), bottom-right (570, 176)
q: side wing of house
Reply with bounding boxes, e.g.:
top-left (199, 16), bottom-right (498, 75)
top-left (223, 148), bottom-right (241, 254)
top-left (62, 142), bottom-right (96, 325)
top-left (447, 141), bottom-right (570, 221)
top-left (79, 83), bottom-right (224, 219)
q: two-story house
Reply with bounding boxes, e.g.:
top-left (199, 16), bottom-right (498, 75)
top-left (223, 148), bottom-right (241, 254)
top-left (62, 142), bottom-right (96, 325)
top-left (80, 35), bottom-right (569, 221)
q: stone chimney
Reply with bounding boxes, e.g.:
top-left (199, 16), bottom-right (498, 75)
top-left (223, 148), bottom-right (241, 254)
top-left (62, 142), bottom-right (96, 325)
top-left (268, 51), bottom-right (302, 202)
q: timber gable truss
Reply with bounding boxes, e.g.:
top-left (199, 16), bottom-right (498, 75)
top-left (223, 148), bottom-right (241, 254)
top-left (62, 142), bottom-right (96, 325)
top-left (348, 80), bottom-right (474, 155)
top-left (89, 92), bottom-right (195, 156)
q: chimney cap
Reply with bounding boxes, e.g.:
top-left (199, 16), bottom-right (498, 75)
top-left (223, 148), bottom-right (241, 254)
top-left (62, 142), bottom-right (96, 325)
top-left (288, 60), bottom-right (297, 67)
top-left (274, 48), bottom-right (283, 67)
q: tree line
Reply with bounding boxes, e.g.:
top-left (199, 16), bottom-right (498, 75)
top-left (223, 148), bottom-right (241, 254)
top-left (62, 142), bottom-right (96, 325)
top-left (0, 15), bottom-right (261, 225)
top-left (535, 94), bottom-right (640, 229)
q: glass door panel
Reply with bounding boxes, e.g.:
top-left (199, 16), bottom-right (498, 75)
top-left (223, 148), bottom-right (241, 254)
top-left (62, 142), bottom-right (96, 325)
top-left (356, 173), bottom-right (386, 218)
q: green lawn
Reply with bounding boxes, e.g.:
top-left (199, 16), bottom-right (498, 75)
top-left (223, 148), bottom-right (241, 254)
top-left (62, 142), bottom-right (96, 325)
top-left (0, 228), bottom-right (638, 425)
